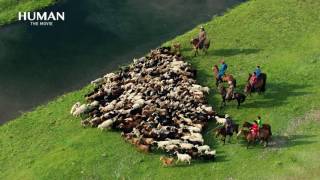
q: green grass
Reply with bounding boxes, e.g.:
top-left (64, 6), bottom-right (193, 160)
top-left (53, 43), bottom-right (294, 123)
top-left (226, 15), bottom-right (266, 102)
top-left (0, 0), bottom-right (55, 26)
top-left (1, 0), bottom-right (320, 179)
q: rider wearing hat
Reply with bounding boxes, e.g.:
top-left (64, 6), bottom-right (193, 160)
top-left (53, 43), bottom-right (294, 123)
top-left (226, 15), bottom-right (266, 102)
top-left (198, 26), bottom-right (207, 49)
top-left (257, 116), bottom-right (263, 128)
top-left (255, 65), bottom-right (262, 78)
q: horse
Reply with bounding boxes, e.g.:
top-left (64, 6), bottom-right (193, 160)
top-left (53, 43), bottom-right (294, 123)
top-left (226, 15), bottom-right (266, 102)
top-left (242, 121), bottom-right (272, 136)
top-left (244, 73), bottom-right (267, 95)
top-left (218, 84), bottom-right (246, 109)
top-left (236, 129), bottom-right (256, 148)
top-left (215, 123), bottom-right (239, 144)
top-left (212, 65), bottom-right (237, 87)
top-left (190, 37), bottom-right (210, 56)
top-left (237, 127), bottom-right (271, 148)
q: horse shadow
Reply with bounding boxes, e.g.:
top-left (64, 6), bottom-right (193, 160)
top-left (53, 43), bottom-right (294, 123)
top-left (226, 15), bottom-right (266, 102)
top-left (208, 48), bottom-right (261, 57)
top-left (241, 82), bottom-right (312, 109)
top-left (268, 134), bottom-right (317, 149)
top-left (236, 134), bottom-right (317, 149)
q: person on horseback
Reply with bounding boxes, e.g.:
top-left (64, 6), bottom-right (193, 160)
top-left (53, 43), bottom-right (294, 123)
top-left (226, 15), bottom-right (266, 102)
top-left (255, 65), bottom-right (262, 78)
top-left (218, 60), bottom-right (228, 81)
top-left (197, 26), bottom-right (207, 49)
top-left (250, 120), bottom-right (259, 139)
top-left (257, 116), bottom-right (263, 128)
top-left (225, 80), bottom-right (235, 100)
top-left (225, 114), bottom-right (233, 134)
top-left (249, 72), bottom-right (257, 87)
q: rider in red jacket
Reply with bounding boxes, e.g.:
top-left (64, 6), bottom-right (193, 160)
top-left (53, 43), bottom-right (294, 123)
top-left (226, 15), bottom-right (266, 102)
top-left (250, 120), bottom-right (259, 138)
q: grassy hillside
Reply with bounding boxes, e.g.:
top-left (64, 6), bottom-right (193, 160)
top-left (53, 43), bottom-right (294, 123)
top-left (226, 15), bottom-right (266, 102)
top-left (0, 0), bottom-right (55, 26)
top-left (1, 0), bottom-right (320, 179)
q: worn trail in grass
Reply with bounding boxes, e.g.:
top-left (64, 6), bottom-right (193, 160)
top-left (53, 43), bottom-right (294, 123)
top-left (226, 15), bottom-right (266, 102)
top-left (1, 0), bottom-right (320, 179)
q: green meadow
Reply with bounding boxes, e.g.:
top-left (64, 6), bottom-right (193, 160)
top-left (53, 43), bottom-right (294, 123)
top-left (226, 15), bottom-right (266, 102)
top-left (1, 0), bottom-right (320, 179)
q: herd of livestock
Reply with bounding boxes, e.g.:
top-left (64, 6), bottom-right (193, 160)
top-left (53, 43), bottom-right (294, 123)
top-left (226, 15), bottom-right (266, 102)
top-left (70, 47), bottom-right (227, 164)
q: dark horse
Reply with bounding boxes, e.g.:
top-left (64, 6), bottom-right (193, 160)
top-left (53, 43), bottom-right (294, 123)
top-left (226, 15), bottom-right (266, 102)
top-left (190, 38), bottom-right (210, 56)
top-left (218, 84), bottom-right (246, 109)
top-left (212, 65), bottom-right (237, 87)
top-left (215, 123), bottom-right (239, 144)
top-left (244, 73), bottom-right (267, 95)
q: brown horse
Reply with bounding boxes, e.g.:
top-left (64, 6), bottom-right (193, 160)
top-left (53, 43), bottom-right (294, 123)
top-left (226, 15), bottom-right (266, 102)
top-left (237, 128), bottom-right (271, 148)
top-left (244, 73), bottom-right (267, 95)
top-left (212, 65), bottom-right (237, 87)
top-left (241, 121), bottom-right (272, 136)
top-left (237, 129), bottom-right (256, 148)
top-left (190, 37), bottom-right (210, 56)
top-left (218, 84), bottom-right (246, 109)
top-left (215, 123), bottom-right (239, 144)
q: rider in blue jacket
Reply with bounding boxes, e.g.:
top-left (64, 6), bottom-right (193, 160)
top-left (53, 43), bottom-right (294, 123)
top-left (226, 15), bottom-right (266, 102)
top-left (255, 65), bottom-right (261, 78)
top-left (218, 60), bottom-right (228, 79)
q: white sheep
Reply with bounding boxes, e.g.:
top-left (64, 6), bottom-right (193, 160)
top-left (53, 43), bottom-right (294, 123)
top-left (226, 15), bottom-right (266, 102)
top-left (186, 126), bottom-right (201, 133)
top-left (132, 99), bottom-right (145, 109)
top-left (201, 105), bottom-right (213, 114)
top-left (178, 115), bottom-right (193, 124)
top-left (196, 145), bottom-right (210, 153)
top-left (215, 116), bottom-right (227, 125)
top-left (178, 143), bottom-right (194, 150)
top-left (167, 139), bottom-right (182, 145)
top-left (175, 152), bottom-right (191, 164)
top-left (100, 103), bottom-right (115, 113)
top-left (132, 128), bottom-right (141, 138)
top-left (98, 119), bottom-right (115, 130)
top-left (90, 101), bottom-right (99, 107)
top-left (70, 102), bottom-right (80, 115)
top-left (165, 144), bottom-right (178, 152)
top-left (156, 141), bottom-right (172, 149)
top-left (205, 150), bottom-right (216, 156)
top-left (91, 78), bottom-right (104, 86)
top-left (72, 104), bottom-right (88, 117)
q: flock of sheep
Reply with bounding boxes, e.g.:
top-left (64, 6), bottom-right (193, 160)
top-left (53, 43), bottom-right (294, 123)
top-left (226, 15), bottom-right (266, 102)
top-left (70, 47), bottom-right (217, 164)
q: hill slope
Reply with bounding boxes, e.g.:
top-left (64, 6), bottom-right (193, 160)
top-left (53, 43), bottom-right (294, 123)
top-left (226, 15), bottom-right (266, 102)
top-left (1, 0), bottom-right (320, 179)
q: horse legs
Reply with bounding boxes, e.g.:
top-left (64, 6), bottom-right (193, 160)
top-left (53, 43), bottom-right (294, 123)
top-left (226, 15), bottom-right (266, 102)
top-left (237, 99), bottom-right (241, 109)
top-left (194, 49), bottom-right (198, 57)
top-left (220, 97), bottom-right (226, 109)
top-left (264, 139), bottom-right (268, 147)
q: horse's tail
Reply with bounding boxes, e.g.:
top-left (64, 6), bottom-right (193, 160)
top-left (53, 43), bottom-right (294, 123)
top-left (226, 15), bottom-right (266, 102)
top-left (239, 93), bottom-right (246, 103)
top-left (268, 125), bottom-right (272, 136)
top-left (261, 73), bottom-right (267, 92)
top-left (233, 79), bottom-right (237, 88)
top-left (205, 39), bottom-right (211, 49)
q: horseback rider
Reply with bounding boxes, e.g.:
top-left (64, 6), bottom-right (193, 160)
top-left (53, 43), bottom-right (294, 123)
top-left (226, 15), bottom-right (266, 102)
top-left (225, 114), bottom-right (233, 134)
top-left (249, 72), bottom-right (258, 87)
top-left (197, 26), bottom-right (207, 49)
top-left (257, 116), bottom-right (263, 128)
top-left (255, 65), bottom-right (262, 79)
top-left (218, 60), bottom-right (228, 82)
top-left (225, 80), bottom-right (235, 100)
top-left (250, 120), bottom-right (259, 139)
